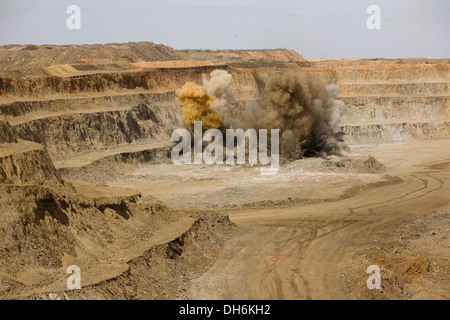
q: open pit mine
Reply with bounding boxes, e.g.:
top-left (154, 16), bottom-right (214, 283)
top-left (0, 42), bottom-right (449, 300)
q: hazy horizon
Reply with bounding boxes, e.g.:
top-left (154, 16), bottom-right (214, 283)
top-left (0, 0), bottom-right (448, 59)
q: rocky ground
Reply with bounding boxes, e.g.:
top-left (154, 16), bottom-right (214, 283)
top-left (0, 42), bottom-right (449, 299)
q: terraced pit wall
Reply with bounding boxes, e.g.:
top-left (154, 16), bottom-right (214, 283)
top-left (1, 62), bottom-right (449, 165)
top-left (0, 44), bottom-right (448, 299)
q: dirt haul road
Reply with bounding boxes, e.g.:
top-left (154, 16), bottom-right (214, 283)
top-left (188, 139), bottom-right (450, 300)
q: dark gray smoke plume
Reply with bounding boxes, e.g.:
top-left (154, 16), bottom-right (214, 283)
top-left (238, 72), bottom-right (347, 159)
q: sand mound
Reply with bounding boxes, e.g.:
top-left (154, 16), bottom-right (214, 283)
top-left (323, 155), bottom-right (386, 173)
top-left (344, 210), bottom-right (450, 299)
top-left (0, 115), bottom-right (234, 299)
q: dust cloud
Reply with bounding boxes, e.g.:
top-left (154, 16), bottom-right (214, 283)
top-left (177, 70), bottom-right (346, 159)
top-left (239, 72), bottom-right (346, 158)
top-left (202, 69), bottom-right (237, 128)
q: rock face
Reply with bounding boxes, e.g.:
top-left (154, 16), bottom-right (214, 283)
top-left (0, 142), bottom-right (64, 185)
top-left (0, 115), bottom-right (63, 185)
top-left (0, 114), bottom-right (235, 299)
top-left (13, 103), bottom-right (169, 159)
top-left (0, 42), bottom-right (448, 299)
top-left (0, 116), bottom-right (17, 144)
top-left (0, 43), bottom-right (239, 299)
top-left (1, 45), bottom-right (448, 153)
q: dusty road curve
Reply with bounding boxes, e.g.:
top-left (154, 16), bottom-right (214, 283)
top-left (188, 146), bottom-right (450, 299)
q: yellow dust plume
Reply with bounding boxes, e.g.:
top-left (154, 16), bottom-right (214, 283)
top-left (176, 82), bottom-right (223, 129)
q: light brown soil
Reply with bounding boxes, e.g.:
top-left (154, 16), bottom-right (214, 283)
top-left (186, 139), bottom-right (450, 299)
top-left (0, 42), bottom-right (449, 300)
top-left (132, 60), bottom-right (215, 68)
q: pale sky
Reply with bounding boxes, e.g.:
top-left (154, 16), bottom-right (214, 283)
top-left (0, 0), bottom-right (448, 59)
